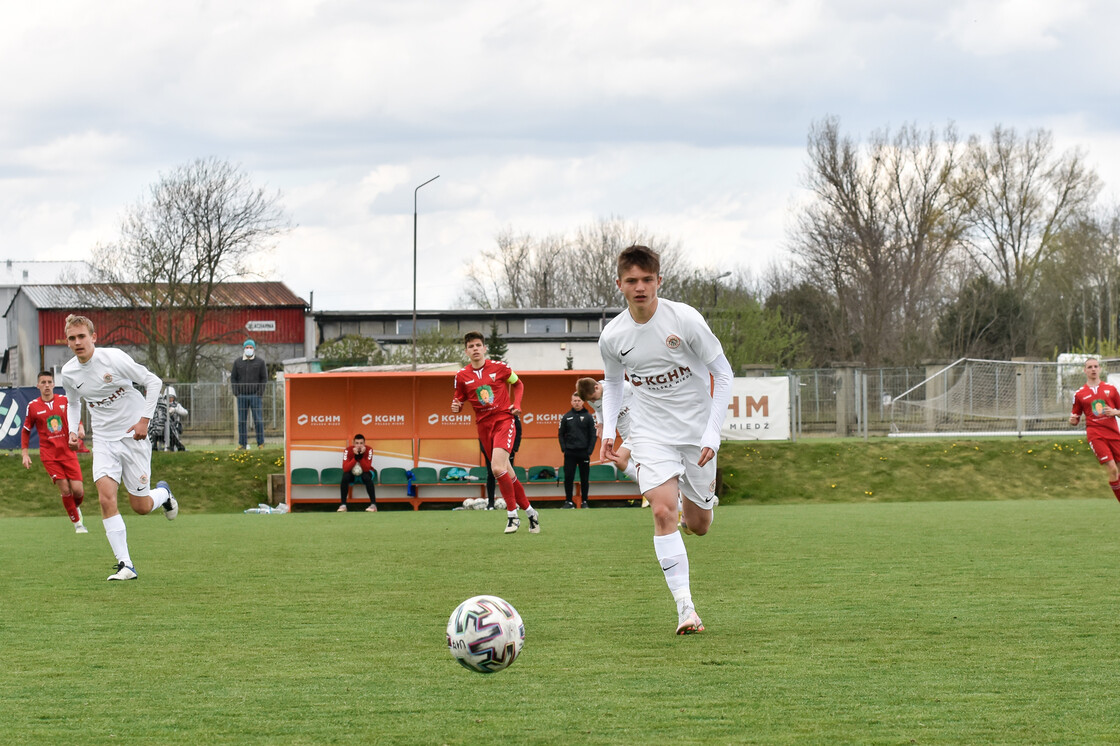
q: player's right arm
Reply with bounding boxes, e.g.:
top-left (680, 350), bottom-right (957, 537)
top-left (1070, 389), bottom-right (1085, 426)
top-left (597, 335), bottom-right (625, 463)
top-left (450, 372), bottom-right (465, 413)
top-left (21, 404), bottom-right (34, 468)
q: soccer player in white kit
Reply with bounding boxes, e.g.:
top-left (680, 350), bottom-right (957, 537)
top-left (598, 246), bottom-right (733, 635)
top-left (60, 315), bottom-right (179, 581)
top-left (575, 376), bottom-right (639, 482)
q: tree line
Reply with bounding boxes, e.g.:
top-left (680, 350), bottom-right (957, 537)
top-left (466, 118), bottom-right (1118, 368)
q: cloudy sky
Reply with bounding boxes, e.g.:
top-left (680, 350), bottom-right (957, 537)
top-left (3, 0), bottom-right (1119, 310)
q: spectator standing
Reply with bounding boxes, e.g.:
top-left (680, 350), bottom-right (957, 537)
top-left (231, 339), bottom-right (267, 450)
top-left (558, 392), bottom-right (597, 508)
top-left (339, 434), bottom-right (378, 512)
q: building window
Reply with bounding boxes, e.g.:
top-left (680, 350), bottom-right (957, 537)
top-left (525, 318), bottom-right (567, 334)
top-left (396, 318), bottom-right (440, 335)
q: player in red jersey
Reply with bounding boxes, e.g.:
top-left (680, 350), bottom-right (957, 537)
top-left (451, 331), bottom-right (540, 534)
top-left (1069, 357), bottom-right (1120, 502)
top-left (21, 370), bottom-right (88, 533)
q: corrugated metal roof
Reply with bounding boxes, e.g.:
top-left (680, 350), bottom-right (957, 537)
top-left (16, 282), bottom-right (307, 309)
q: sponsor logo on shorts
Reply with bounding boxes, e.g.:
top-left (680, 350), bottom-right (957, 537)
top-left (140, 474), bottom-right (148, 485)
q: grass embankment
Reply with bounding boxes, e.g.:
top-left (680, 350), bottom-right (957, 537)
top-left (0, 436), bottom-right (1105, 517)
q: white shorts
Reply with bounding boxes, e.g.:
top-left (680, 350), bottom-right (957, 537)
top-left (616, 407), bottom-right (632, 442)
top-left (92, 438), bottom-right (154, 497)
top-left (633, 442), bottom-right (717, 508)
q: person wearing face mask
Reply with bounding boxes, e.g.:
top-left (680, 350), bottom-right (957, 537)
top-left (231, 339), bottom-right (268, 450)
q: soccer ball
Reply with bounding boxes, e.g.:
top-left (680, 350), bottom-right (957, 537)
top-left (351, 464), bottom-right (363, 476)
top-left (446, 595), bottom-right (524, 673)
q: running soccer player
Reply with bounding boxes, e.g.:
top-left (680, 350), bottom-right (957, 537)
top-left (598, 245), bottom-right (733, 635)
top-left (21, 370), bottom-right (88, 533)
top-left (1069, 357), bottom-right (1120, 502)
top-left (451, 331), bottom-right (540, 534)
top-left (59, 314), bottom-right (179, 581)
top-left (576, 376), bottom-right (638, 482)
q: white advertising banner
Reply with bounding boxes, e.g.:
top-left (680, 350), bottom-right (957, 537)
top-left (722, 376), bottom-right (790, 441)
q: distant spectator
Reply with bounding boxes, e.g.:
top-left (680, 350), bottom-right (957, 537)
top-left (231, 339), bottom-right (267, 450)
top-left (339, 434), bottom-right (377, 512)
top-left (151, 386), bottom-right (188, 452)
top-left (558, 392), bottom-right (597, 508)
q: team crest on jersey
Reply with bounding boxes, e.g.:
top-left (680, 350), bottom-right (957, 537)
top-left (666, 334), bottom-right (682, 350)
top-left (103, 373), bottom-right (113, 383)
top-left (490, 373), bottom-right (497, 380)
top-left (1092, 399), bottom-right (1108, 415)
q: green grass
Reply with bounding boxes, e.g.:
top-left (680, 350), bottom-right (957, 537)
top-left (1, 435), bottom-right (1107, 517)
top-left (3, 502), bottom-right (1120, 744)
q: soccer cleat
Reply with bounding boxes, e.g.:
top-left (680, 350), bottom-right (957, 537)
top-left (528, 514), bottom-right (540, 534)
top-left (561, 500), bottom-right (575, 509)
top-left (364, 504), bottom-right (377, 512)
top-left (504, 517), bottom-right (520, 534)
top-left (157, 481), bottom-right (178, 520)
top-left (676, 609), bottom-right (705, 635)
top-left (337, 504), bottom-right (348, 512)
top-left (75, 523), bottom-right (88, 534)
top-left (679, 520), bottom-right (695, 536)
top-left (108, 561), bottom-right (137, 581)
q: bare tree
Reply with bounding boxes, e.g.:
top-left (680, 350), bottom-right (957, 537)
top-left (789, 117), bottom-right (968, 364)
top-left (963, 126), bottom-right (1101, 297)
top-left (91, 158), bottom-right (290, 381)
top-left (461, 217), bottom-right (684, 309)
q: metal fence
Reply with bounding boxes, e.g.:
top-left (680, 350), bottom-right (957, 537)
top-left (147, 382), bottom-right (286, 448)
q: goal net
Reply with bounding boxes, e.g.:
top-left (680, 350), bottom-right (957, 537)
top-left (888, 357), bottom-right (1120, 437)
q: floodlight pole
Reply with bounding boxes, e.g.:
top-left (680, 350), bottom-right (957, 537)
top-left (412, 175), bottom-right (440, 371)
top-left (710, 271), bottom-right (732, 306)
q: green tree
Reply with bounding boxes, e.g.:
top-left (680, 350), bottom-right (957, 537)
top-left (485, 320), bottom-right (508, 362)
top-left (387, 328), bottom-right (467, 367)
top-left (937, 275), bottom-right (1023, 358)
top-left (317, 335), bottom-right (387, 370)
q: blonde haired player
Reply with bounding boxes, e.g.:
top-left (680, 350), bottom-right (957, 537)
top-left (598, 246), bottom-right (732, 635)
top-left (60, 314), bottom-right (178, 581)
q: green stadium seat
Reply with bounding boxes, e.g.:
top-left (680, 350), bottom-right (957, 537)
top-left (379, 467), bottom-right (409, 485)
top-left (513, 465), bottom-right (527, 482)
top-left (290, 467), bottom-right (319, 485)
top-left (589, 464), bottom-right (617, 482)
top-left (528, 465), bottom-right (557, 482)
top-left (319, 467), bottom-right (345, 485)
top-left (469, 466), bottom-right (490, 481)
top-left (412, 467), bottom-right (439, 484)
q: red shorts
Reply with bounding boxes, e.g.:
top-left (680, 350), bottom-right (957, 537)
top-left (41, 454), bottom-right (82, 482)
top-left (477, 416), bottom-right (518, 461)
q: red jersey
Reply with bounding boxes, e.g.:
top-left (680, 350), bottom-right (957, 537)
top-left (22, 395), bottom-right (75, 460)
top-left (453, 359), bottom-right (521, 425)
top-left (1072, 382), bottom-right (1120, 441)
top-left (343, 446), bottom-right (374, 474)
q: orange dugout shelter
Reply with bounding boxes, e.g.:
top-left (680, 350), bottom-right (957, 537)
top-left (283, 369), bottom-right (633, 506)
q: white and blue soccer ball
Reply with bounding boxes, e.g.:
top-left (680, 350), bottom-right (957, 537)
top-left (446, 595), bottom-right (524, 673)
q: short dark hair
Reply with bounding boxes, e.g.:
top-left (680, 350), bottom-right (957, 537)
top-left (618, 245), bottom-right (660, 278)
top-left (353, 433), bottom-right (365, 441)
top-left (463, 331), bottom-right (485, 346)
top-left (576, 377), bottom-right (598, 401)
top-left (37, 370), bottom-right (54, 380)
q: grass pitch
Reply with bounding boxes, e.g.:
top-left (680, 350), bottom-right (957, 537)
top-left (3, 501), bottom-right (1120, 744)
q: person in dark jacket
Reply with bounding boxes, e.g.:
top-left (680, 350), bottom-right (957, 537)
top-left (558, 392), bottom-right (597, 508)
top-left (231, 339), bottom-right (268, 450)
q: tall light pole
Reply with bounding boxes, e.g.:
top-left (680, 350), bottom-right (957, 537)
top-left (711, 270), bottom-right (732, 306)
top-left (412, 175), bottom-right (440, 370)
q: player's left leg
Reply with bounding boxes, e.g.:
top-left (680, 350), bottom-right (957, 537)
top-left (120, 439), bottom-right (176, 519)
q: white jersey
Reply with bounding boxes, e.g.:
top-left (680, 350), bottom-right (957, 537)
top-left (61, 347), bottom-right (162, 443)
top-left (586, 379), bottom-right (634, 440)
top-left (599, 297), bottom-right (727, 448)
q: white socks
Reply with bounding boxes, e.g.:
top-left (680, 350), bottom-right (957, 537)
top-left (147, 486), bottom-right (169, 513)
top-left (653, 532), bottom-right (692, 615)
top-left (526, 506), bottom-right (539, 519)
top-left (622, 462), bottom-right (638, 481)
top-left (103, 514), bottom-right (132, 566)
